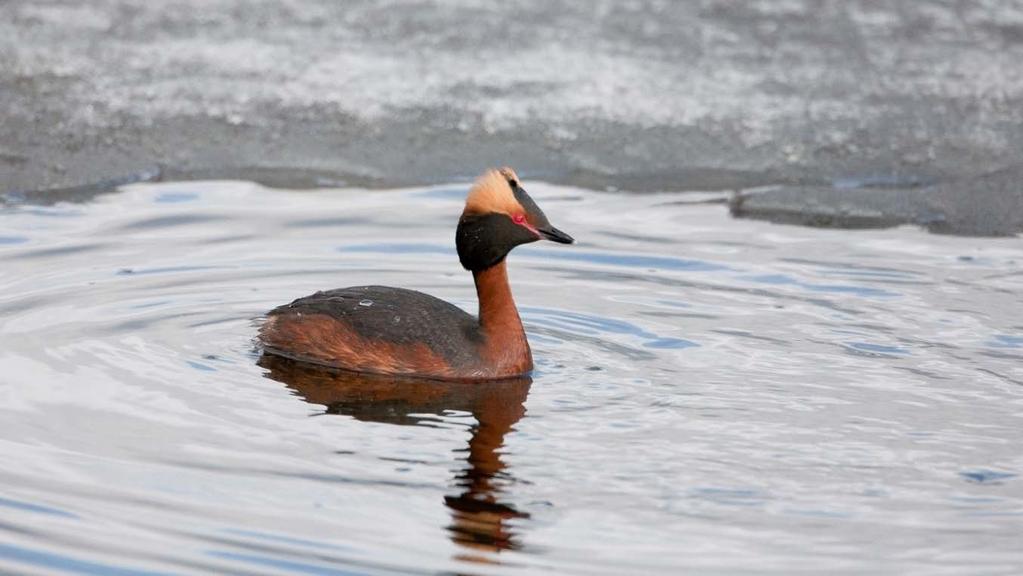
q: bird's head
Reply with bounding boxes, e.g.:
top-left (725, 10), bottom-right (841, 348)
top-left (456, 167), bottom-right (574, 271)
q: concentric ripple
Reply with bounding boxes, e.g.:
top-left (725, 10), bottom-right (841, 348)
top-left (0, 181), bottom-right (1021, 574)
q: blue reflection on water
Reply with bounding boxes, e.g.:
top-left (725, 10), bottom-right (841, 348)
top-left (744, 274), bottom-right (898, 298)
top-left (187, 360), bottom-right (217, 372)
top-left (644, 337), bottom-right (697, 349)
top-left (0, 496), bottom-right (77, 518)
top-left (519, 248), bottom-right (729, 272)
top-left (0, 543), bottom-right (170, 576)
top-left (207, 551), bottom-right (367, 576)
top-left (223, 528), bottom-right (353, 552)
top-left (342, 243), bottom-right (450, 255)
top-left (959, 469), bottom-right (1018, 484)
top-left (988, 335), bottom-right (1023, 349)
top-left (523, 307), bottom-right (698, 349)
top-left (154, 192), bottom-right (199, 203)
top-left (845, 342), bottom-right (910, 356)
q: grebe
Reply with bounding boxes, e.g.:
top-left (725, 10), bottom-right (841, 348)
top-left (259, 167), bottom-right (574, 380)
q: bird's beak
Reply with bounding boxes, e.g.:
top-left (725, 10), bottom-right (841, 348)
top-left (538, 225), bottom-right (574, 244)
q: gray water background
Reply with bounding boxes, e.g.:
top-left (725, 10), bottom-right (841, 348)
top-left (3, 1), bottom-right (1023, 234)
top-left (0, 180), bottom-right (1021, 574)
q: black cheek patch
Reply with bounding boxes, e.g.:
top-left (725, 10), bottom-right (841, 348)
top-left (456, 213), bottom-right (538, 271)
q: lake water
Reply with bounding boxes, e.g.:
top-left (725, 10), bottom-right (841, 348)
top-left (1, 180), bottom-right (1021, 575)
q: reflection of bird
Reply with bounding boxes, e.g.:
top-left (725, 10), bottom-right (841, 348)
top-left (259, 167), bottom-right (573, 380)
top-left (259, 355), bottom-right (532, 556)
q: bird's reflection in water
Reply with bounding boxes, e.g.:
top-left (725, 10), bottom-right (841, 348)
top-left (259, 355), bottom-right (532, 561)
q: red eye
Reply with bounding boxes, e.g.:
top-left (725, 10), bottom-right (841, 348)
top-left (512, 213), bottom-right (526, 224)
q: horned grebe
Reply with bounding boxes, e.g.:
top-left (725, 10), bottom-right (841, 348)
top-left (258, 167), bottom-right (574, 380)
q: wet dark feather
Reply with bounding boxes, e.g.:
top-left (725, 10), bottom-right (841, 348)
top-left (269, 286), bottom-right (484, 367)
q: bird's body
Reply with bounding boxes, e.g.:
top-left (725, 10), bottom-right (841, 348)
top-left (259, 167), bottom-right (573, 381)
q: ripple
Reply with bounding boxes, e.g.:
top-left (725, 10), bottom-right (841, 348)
top-left (523, 307), bottom-right (697, 350)
top-left (987, 335), bottom-right (1023, 348)
top-left (520, 248), bottom-right (729, 272)
top-left (743, 273), bottom-right (899, 298)
top-left (0, 543), bottom-right (170, 576)
top-left (843, 342), bottom-right (911, 357)
top-left (287, 217), bottom-right (368, 228)
top-left (2, 180), bottom-right (1022, 576)
top-left (0, 496), bottom-right (77, 519)
top-left (959, 470), bottom-right (1018, 485)
top-left (341, 243), bottom-right (450, 255)
top-left (6, 243), bottom-right (108, 260)
top-left (116, 265), bottom-right (227, 276)
top-left (154, 192), bottom-right (199, 204)
top-left (119, 214), bottom-right (227, 230)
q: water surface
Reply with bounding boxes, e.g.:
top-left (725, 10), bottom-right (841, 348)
top-left (1, 181), bottom-right (1022, 574)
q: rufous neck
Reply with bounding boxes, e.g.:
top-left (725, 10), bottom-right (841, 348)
top-left (472, 261), bottom-right (522, 333)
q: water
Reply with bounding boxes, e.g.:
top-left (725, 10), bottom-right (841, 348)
top-left (1, 180), bottom-right (1022, 575)
top-left (8, 1), bottom-right (1023, 197)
